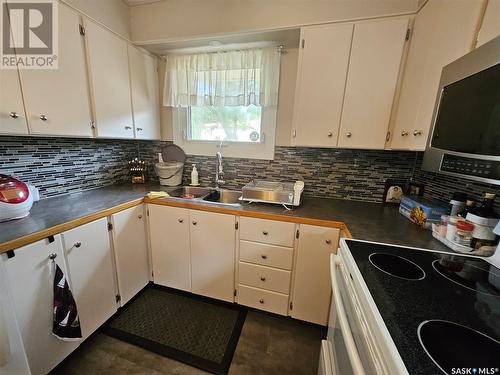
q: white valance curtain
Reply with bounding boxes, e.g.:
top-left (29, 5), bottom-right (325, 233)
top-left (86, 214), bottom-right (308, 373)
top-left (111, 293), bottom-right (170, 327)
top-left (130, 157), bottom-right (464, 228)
top-left (163, 47), bottom-right (281, 107)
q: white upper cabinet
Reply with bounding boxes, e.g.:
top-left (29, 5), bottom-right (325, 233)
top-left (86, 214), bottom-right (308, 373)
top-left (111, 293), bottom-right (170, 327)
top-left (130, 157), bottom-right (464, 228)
top-left (476, 0), bottom-right (500, 47)
top-left (389, 0), bottom-right (483, 150)
top-left (292, 23), bottom-right (353, 147)
top-left (19, 4), bottom-right (92, 137)
top-left (85, 20), bottom-right (134, 139)
top-left (338, 18), bottom-right (408, 149)
top-left (0, 68), bottom-right (28, 135)
top-left (129, 46), bottom-right (161, 140)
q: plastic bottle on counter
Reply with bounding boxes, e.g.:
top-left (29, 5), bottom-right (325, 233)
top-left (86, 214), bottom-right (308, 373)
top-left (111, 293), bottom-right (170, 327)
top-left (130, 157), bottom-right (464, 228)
top-left (190, 164), bottom-right (199, 186)
top-left (446, 216), bottom-right (459, 241)
top-left (449, 192), bottom-right (467, 216)
top-left (473, 193), bottom-right (497, 218)
top-left (458, 199), bottom-right (476, 219)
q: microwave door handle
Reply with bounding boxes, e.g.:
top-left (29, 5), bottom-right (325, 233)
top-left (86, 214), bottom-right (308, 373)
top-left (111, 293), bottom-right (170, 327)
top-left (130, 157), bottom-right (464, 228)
top-left (331, 254), bottom-right (367, 375)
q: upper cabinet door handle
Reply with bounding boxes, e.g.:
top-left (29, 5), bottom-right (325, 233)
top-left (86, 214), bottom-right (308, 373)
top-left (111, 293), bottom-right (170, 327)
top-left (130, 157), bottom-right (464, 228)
top-left (40, 114), bottom-right (48, 121)
top-left (9, 112), bottom-right (19, 119)
top-left (346, 132), bottom-right (352, 138)
top-left (192, 220), bottom-right (197, 225)
top-left (401, 130), bottom-right (409, 137)
top-left (327, 132), bottom-right (333, 137)
top-left (262, 231), bottom-right (268, 236)
top-left (74, 242), bottom-right (82, 248)
top-left (413, 130), bottom-right (422, 136)
top-left (125, 126), bottom-right (132, 130)
top-left (136, 127), bottom-right (143, 131)
top-left (326, 239), bottom-right (332, 245)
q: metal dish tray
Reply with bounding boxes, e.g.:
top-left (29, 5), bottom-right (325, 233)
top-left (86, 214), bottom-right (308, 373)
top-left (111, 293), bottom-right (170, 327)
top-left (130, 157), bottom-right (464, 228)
top-left (241, 180), bottom-right (298, 206)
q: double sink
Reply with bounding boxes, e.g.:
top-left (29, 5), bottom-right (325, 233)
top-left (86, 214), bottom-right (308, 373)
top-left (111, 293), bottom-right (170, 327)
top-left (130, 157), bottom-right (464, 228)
top-left (168, 186), bottom-right (242, 206)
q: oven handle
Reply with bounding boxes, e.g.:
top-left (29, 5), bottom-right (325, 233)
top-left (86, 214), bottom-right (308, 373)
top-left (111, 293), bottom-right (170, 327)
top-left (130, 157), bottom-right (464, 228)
top-left (331, 254), bottom-right (366, 375)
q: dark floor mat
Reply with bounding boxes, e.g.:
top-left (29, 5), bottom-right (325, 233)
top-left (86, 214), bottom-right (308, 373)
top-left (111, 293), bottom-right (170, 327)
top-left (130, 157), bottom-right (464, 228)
top-left (103, 285), bottom-right (247, 375)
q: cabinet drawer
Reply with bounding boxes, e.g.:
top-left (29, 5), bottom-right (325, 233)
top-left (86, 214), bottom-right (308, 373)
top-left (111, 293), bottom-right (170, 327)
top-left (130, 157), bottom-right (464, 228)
top-left (239, 262), bottom-right (291, 294)
top-left (238, 284), bottom-right (289, 316)
top-left (239, 240), bottom-right (293, 270)
top-left (240, 217), bottom-right (295, 247)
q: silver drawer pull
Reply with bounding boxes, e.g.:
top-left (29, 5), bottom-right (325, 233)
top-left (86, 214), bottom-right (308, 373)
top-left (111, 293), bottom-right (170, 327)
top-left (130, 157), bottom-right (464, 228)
top-left (136, 127), bottom-right (143, 131)
top-left (125, 126), bottom-right (132, 130)
top-left (413, 130), bottom-right (422, 136)
top-left (9, 112), bottom-right (19, 119)
top-left (260, 277), bottom-right (266, 282)
top-left (401, 130), bottom-right (409, 137)
top-left (346, 132), bottom-right (352, 138)
top-left (259, 299), bottom-right (264, 304)
top-left (74, 242), bottom-right (82, 248)
top-left (48, 253), bottom-right (57, 260)
top-left (138, 214), bottom-right (143, 219)
top-left (192, 220), bottom-right (197, 225)
top-left (262, 231), bottom-right (268, 236)
top-left (261, 254), bottom-right (267, 259)
top-left (327, 132), bottom-right (333, 137)
top-left (178, 218), bottom-right (184, 223)
top-left (40, 114), bottom-right (48, 121)
top-left (326, 239), bottom-right (332, 245)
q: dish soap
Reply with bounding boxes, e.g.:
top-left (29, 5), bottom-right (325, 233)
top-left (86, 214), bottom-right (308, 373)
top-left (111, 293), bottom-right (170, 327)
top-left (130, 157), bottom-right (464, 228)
top-left (190, 164), bottom-right (199, 186)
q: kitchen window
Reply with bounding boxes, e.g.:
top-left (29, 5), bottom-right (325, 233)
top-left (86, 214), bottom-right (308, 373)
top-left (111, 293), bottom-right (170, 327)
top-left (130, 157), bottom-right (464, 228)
top-left (164, 47), bottom-right (281, 159)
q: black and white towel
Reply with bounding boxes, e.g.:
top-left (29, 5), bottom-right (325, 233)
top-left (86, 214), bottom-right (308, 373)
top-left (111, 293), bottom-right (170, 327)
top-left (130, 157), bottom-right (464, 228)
top-left (52, 264), bottom-right (82, 341)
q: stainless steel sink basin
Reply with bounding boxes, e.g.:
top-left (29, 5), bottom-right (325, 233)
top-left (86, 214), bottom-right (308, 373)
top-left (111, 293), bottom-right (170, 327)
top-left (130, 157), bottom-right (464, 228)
top-left (168, 186), bottom-right (213, 199)
top-left (202, 189), bottom-right (242, 205)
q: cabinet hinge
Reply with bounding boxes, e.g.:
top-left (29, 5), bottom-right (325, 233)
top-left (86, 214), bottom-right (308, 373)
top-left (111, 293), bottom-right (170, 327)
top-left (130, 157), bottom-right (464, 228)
top-left (292, 130), bottom-right (297, 138)
top-left (405, 28), bottom-right (411, 41)
top-left (289, 302), bottom-right (293, 310)
top-left (301, 39), bottom-right (305, 49)
top-left (147, 209), bottom-right (150, 216)
top-left (115, 295), bottom-right (121, 303)
top-left (6, 250), bottom-right (15, 259)
top-left (79, 24), bottom-right (85, 36)
top-left (90, 121), bottom-right (96, 130)
top-left (234, 289), bottom-right (237, 297)
top-left (107, 223), bottom-right (113, 231)
top-left (296, 229), bottom-right (300, 239)
top-left (386, 131), bottom-right (391, 142)
top-left (235, 221), bottom-right (239, 230)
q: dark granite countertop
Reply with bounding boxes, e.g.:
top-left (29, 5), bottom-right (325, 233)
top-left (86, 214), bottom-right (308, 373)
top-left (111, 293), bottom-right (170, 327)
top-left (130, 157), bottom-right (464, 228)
top-left (0, 183), bottom-right (450, 253)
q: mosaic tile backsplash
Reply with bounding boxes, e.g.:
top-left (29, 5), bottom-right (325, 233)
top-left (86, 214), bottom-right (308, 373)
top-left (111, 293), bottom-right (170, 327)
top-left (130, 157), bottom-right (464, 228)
top-left (1, 136), bottom-right (499, 207)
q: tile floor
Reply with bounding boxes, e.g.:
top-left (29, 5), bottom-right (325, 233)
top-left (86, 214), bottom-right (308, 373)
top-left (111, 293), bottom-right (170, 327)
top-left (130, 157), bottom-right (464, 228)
top-left (51, 311), bottom-right (327, 375)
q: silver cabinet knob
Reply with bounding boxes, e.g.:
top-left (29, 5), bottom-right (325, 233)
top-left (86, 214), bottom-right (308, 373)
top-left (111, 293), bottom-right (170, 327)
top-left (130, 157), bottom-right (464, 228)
top-left (262, 231), bottom-right (268, 236)
top-left (259, 299), bottom-right (264, 304)
top-left (74, 242), bottom-right (82, 248)
top-left (401, 130), bottom-right (409, 137)
top-left (9, 112), bottom-right (19, 119)
top-left (326, 239), bottom-right (332, 245)
top-left (260, 276), bottom-right (266, 281)
top-left (327, 132), bottom-right (333, 137)
top-left (346, 132), bottom-right (352, 138)
top-left (178, 218), bottom-right (184, 223)
top-left (125, 126), bottom-right (132, 130)
top-left (261, 254), bottom-right (267, 259)
top-left (413, 130), bottom-right (422, 136)
top-left (136, 127), bottom-right (143, 131)
top-left (48, 253), bottom-right (57, 260)
top-left (138, 215), bottom-right (143, 219)
top-left (40, 114), bottom-right (48, 121)
top-left (192, 220), bottom-right (197, 225)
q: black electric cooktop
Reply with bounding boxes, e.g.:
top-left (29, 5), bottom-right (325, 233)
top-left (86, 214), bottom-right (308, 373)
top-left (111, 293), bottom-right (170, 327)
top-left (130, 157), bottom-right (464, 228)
top-left (345, 239), bottom-right (500, 375)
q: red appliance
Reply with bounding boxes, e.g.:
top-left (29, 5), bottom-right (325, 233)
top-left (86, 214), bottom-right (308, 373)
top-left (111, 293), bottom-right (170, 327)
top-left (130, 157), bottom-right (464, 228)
top-left (0, 175), bottom-right (35, 221)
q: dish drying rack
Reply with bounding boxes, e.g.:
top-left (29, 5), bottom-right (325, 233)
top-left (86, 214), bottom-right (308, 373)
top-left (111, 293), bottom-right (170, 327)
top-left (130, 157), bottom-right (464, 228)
top-left (241, 180), bottom-right (304, 210)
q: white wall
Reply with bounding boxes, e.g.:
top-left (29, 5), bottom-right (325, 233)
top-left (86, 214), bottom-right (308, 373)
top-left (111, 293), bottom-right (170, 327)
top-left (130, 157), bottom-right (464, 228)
top-left (62, 0), bottom-right (131, 39)
top-left (130, 0), bottom-right (418, 43)
top-left (476, 0), bottom-right (500, 47)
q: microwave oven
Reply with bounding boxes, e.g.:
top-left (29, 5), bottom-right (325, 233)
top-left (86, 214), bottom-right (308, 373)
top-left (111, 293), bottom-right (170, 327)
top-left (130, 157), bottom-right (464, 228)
top-left (422, 35), bottom-right (500, 185)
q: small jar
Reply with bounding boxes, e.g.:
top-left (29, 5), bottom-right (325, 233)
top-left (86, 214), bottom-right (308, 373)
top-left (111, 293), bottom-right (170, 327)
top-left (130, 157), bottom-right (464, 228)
top-left (446, 216), bottom-right (459, 241)
top-left (453, 221), bottom-right (474, 247)
top-left (437, 215), bottom-right (449, 237)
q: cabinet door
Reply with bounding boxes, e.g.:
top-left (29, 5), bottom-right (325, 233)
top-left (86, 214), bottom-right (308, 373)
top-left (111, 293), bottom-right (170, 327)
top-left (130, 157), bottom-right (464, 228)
top-left (338, 18), bottom-right (408, 149)
top-left (62, 218), bottom-right (117, 340)
top-left (19, 4), bottom-right (92, 137)
top-left (190, 211), bottom-right (235, 302)
top-left (129, 46), bottom-right (161, 140)
top-left (292, 23), bottom-right (353, 147)
top-left (0, 68), bottom-right (28, 135)
top-left (291, 225), bottom-right (340, 325)
top-left (149, 205), bottom-right (191, 291)
top-left (1, 237), bottom-right (79, 374)
top-left (390, 0), bottom-right (483, 150)
top-left (111, 205), bottom-right (150, 305)
top-left (86, 19), bottom-right (134, 139)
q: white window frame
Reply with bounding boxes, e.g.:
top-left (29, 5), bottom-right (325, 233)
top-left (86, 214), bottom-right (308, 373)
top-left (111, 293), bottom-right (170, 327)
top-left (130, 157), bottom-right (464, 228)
top-left (173, 106), bottom-right (277, 160)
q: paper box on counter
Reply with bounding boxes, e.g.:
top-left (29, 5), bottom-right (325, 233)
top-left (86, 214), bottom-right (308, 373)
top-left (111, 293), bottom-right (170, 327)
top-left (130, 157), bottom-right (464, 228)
top-left (399, 196), bottom-right (450, 229)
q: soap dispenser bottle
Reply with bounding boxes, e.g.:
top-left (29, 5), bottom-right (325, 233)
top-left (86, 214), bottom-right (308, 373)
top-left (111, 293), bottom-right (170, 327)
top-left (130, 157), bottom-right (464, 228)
top-left (190, 164), bottom-right (199, 186)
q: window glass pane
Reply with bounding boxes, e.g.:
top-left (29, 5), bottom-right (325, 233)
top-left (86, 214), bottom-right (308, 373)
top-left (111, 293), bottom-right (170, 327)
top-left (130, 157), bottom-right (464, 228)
top-left (189, 105), bottom-right (262, 142)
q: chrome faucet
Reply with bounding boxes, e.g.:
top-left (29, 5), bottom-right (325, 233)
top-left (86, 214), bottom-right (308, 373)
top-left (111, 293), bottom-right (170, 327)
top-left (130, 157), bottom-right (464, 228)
top-left (215, 151), bottom-right (225, 188)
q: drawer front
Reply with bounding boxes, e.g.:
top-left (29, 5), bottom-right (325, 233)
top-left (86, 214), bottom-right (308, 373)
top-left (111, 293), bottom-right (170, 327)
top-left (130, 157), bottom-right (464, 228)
top-left (239, 240), bottom-right (293, 270)
top-left (240, 217), bottom-right (295, 247)
top-left (239, 262), bottom-right (291, 294)
top-left (238, 284), bottom-right (289, 316)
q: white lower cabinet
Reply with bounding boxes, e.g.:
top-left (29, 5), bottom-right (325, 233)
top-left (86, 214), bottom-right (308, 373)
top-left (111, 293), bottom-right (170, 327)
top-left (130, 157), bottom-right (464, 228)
top-left (149, 205), bottom-right (191, 291)
top-left (238, 285), bottom-right (289, 316)
top-left (61, 218), bottom-right (117, 340)
top-left (291, 225), bottom-right (340, 325)
top-left (190, 211), bottom-right (236, 302)
top-left (1, 236), bottom-right (78, 375)
top-left (111, 205), bottom-right (150, 305)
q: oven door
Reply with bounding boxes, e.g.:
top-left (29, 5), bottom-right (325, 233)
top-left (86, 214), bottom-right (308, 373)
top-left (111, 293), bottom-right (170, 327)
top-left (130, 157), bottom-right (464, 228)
top-left (325, 253), bottom-right (382, 375)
